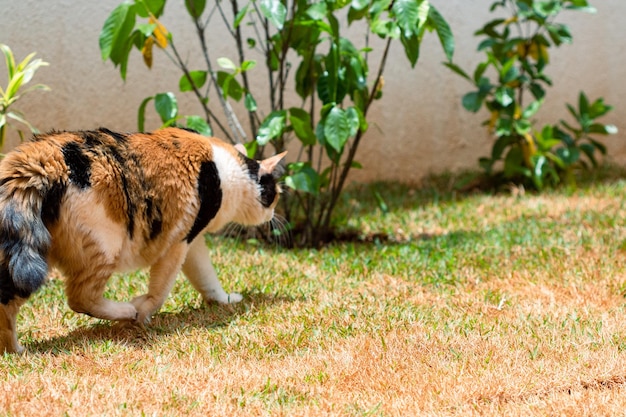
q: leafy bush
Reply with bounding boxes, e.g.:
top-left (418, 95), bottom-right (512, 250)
top-left (447, 0), bottom-right (617, 189)
top-left (100, 0), bottom-right (454, 246)
top-left (0, 44), bottom-right (49, 150)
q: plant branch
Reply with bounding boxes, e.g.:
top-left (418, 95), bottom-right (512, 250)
top-left (166, 39), bottom-right (232, 139)
top-left (321, 36), bottom-right (393, 230)
top-left (192, 14), bottom-right (247, 143)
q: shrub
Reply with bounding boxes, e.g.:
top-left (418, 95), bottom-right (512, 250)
top-left (0, 44), bottom-right (49, 150)
top-left (446, 0), bottom-right (617, 190)
top-left (100, 0), bottom-right (455, 246)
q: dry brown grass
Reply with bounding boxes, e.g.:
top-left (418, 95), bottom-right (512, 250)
top-left (3, 178), bottom-right (626, 416)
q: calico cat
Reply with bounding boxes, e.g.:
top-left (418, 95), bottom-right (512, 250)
top-left (0, 127), bottom-right (286, 353)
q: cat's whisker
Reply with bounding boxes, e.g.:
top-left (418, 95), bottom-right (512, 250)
top-left (269, 214), bottom-right (292, 248)
top-left (222, 222), bottom-right (245, 243)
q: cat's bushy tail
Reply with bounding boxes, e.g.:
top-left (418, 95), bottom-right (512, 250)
top-left (0, 144), bottom-right (62, 303)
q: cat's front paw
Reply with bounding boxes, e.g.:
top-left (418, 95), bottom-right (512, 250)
top-left (206, 291), bottom-right (243, 304)
top-left (130, 295), bottom-right (154, 324)
top-left (225, 292), bottom-right (243, 304)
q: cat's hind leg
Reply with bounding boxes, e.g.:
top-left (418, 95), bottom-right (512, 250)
top-left (0, 297), bottom-right (27, 354)
top-left (65, 269), bottom-right (138, 321)
top-left (131, 242), bottom-right (188, 324)
top-left (182, 236), bottom-right (243, 305)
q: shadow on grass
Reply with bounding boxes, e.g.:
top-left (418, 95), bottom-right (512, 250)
top-left (26, 291), bottom-right (294, 355)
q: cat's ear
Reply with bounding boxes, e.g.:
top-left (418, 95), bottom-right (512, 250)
top-left (260, 151), bottom-right (288, 174)
top-left (234, 143), bottom-right (247, 155)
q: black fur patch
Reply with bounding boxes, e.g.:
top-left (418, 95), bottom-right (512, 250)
top-left (41, 181), bottom-right (66, 226)
top-left (185, 161), bottom-right (222, 243)
top-left (81, 130), bottom-right (141, 239)
top-left (61, 142), bottom-right (91, 188)
top-left (145, 197), bottom-right (163, 240)
top-left (119, 173), bottom-right (136, 238)
top-left (259, 174), bottom-right (278, 208)
top-left (0, 264), bottom-right (26, 304)
top-left (241, 155), bottom-right (260, 181)
top-left (98, 127), bottom-right (128, 143)
top-left (177, 127), bottom-right (200, 135)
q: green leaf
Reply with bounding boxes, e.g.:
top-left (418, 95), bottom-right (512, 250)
top-left (351, 0), bottom-right (369, 11)
top-left (6, 110), bottom-right (38, 133)
top-left (307, 2), bottom-right (327, 20)
top-left (496, 118), bottom-right (513, 136)
top-left (564, 3), bottom-right (596, 13)
top-left (587, 97), bottom-right (613, 119)
top-left (99, 2), bottom-right (136, 62)
top-left (392, 0), bottom-right (419, 37)
top-left (217, 57), bottom-right (237, 71)
top-left (257, 110), bottom-right (287, 145)
top-left (137, 95), bottom-right (154, 131)
top-left (234, 4), bottom-right (249, 28)
top-left (514, 119), bottom-right (532, 135)
top-left (400, 33), bottom-right (421, 68)
top-left (546, 23), bottom-right (572, 46)
top-left (260, 0), bottom-right (287, 30)
top-left (285, 162), bottom-right (320, 195)
top-left (578, 91), bottom-right (589, 118)
top-left (216, 71), bottom-right (243, 101)
top-left (0, 44), bottom-right (16, 79)
top-left (473, 61), bottom-right (489, 83)
top-left (503, 146), bottom-right (525, 178)
top-left (579, 143), bottom-right (598, 167)
top-left (532, 155), bottom-right (548, 190)
top-left (317, 71), bottom-right (333, 104)
top-left (495, 86), bottom-right (514, 107)
top-left (245, 93), bottom-right (257, 112)
top-left (588, 123), bottom-right (618, 135)
top-left (324, 106), bottom-right (350, 152)
top-left (523, 100), bottom-right (543, 118)
top-left (589, 137), bottom-right (607, 154)
top-left (501, 65), bottom-right (519, 84)
top-left (556, 146), bottom-right (580, 165)
top-left (185, 0), bottom-right (206, 19)
top-left (373, 190), bottom-right (389, 214)
top-left (462, 92), bottom-right (483, 113)
top-left (154, 92), bottom-right (178, 123)
top-left (137, 0), bottom-right (166, 18)
top-left (289, 108), bottom-right (316, 146)
top-left (345, 106), bottom-right (363, 137)
top-left (186, 115), bottom-right (212, 136)
top-left (428, 5), bottom-right (454, 61)
top-left (137, 23), bottom-right (157, 37)
top-left (444, 62), bottom-right (471, 81)
top-left (529, 83), bottom-right (546, 100)
top-left (241, 60), bottom-right (257, 72)
top-left (179, 70), bottom-right (207, 92)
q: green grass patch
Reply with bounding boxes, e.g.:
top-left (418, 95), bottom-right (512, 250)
top-left (3, 166), bottom-right (626, 415)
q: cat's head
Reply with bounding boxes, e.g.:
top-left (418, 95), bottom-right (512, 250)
top-left (235, 144), bottom-right (287, 226)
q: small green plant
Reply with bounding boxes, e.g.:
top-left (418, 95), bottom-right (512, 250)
top-left (0, 44), bottom-right (49, 150)
top-left (446, 0), bottom-right (617, 189)
top-left (99, 0), bottom-right (455, 246)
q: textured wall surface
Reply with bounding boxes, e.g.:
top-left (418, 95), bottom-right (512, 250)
top-left (1, 0), bottom-right (624, 182)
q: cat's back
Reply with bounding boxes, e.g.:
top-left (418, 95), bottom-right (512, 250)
top-left (0, 127), bottom-right (224, 272)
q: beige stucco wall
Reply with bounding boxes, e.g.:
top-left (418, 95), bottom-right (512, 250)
top-left (1, 0), bottom-right (624, 183)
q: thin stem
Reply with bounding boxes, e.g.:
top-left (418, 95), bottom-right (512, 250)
top-left (166, 39), bottom-right (230, 137)
top-left (192, 14), bottom-right (247, 143)
top-left (252, 2), bottom-right (277, 112)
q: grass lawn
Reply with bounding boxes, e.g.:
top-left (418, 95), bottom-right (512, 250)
top-left (2, 167), bottom-right (626, 416)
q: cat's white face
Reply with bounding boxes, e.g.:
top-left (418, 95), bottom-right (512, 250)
top-left (238, 153), bottom-right (285, 226)
top-left (211, 146), bottom-right (286, 229)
